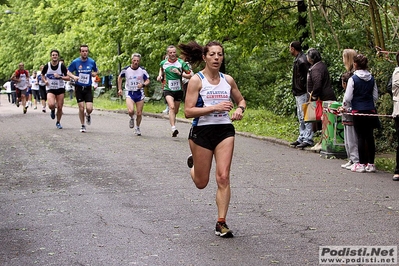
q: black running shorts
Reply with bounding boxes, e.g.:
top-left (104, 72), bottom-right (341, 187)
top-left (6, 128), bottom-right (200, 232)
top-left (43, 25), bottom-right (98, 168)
top-left (188, 124), bottom-right (235, 151)
top-left (47, 88), bottom-right (66, 96)
top-left (75, 85), bottom-right (93, 103)
top-left (163, 90), bottom-right (184, 102)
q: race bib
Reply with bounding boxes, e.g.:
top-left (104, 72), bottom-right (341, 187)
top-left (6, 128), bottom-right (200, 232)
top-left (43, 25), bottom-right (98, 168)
top-left (78, 73), bottom-right (90, 84)
top-left (168, 79), bottom-right (181, 91)
top-left (127, 78), bottom-right (140, 91)
top-left (49, 80), bottom-right (59, 90)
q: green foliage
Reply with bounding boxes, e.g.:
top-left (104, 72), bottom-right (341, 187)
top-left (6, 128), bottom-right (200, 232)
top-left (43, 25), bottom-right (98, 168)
top-left (2, 0), bottom-right (399, 155)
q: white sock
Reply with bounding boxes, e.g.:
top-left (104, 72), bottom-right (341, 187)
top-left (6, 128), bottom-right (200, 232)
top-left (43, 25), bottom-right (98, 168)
top-left (172, 126), bottom-right (176, 131)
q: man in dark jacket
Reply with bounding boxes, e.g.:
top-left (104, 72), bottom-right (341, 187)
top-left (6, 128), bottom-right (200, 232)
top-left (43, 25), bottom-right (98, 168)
top-left (289, 41), bottom-right (313, 148)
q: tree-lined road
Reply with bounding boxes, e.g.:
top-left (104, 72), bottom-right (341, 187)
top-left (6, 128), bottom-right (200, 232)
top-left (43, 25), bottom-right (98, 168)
top-left (0, 95), bottom-right (398, 265)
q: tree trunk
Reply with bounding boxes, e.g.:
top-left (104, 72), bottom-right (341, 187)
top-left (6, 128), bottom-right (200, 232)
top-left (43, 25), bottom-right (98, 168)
top-left (369, 0), bottom-right (379, 48)
top-left (308, 0), bottom-right (315, 39)
top-left (297, 1), bottom-right (309, 46)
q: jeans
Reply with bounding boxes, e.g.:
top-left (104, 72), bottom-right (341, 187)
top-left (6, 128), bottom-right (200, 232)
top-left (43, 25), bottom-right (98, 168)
top-left (295, 93), bottom-right (314, 145)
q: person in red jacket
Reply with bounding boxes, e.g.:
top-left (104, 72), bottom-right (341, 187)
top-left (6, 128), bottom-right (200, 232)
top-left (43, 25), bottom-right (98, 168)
top-left (11, 62), bottom-right (30, 114)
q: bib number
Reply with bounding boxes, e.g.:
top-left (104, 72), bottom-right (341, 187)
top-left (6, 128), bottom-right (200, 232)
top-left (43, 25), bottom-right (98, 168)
top-left (49, 80), bottom-right (59, 90)
top-left (78, 73), bottom-right (90, 84)
top-left (168, 79), bottom-right (181, 91)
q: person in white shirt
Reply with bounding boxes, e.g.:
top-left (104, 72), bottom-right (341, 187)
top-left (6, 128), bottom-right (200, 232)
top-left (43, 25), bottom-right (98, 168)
top-left (3, 80), bottom-right (12, 103)
top-left (117, 53), bottom-right (150, 136)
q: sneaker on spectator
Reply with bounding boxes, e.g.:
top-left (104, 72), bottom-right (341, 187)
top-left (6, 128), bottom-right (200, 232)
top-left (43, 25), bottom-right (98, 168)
top-left (129, 118), bottom-right (134, 129)
top-left (80, 125), bottom-right (86, 133)
top-left (134, 127), bottom-right (141, 136)
top-left (215, 222), bottom-right (233, 238)
top-left (366, 163), bottom-right (376, 173)
top-left (351, 163), bottom-right (366, 173)
top-left (341, 161), bottom-right (353, 169)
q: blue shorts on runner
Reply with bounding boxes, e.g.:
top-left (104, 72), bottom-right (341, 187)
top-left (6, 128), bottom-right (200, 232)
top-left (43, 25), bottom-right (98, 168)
top-left (125, 90), bottom-right (145, 103)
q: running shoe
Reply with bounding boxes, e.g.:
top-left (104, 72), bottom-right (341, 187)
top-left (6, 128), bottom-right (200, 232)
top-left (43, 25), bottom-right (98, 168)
top-left (215, 222), bottom-right (234, 238)
top-left (80, 125), bottom-right (86, 133)
top-left (172, 129), bottom-right (179, 137)
top-left (187, 154), bottom-right (194, 168)
top-left (134, 127), bottom-right (141, 136)
top-left (365, 163), bottom-right (376, 173)
top-left (129, 118), bottom-right (135, 128)
top-left (351, 163), bottom-right (366, 173)
top-left (34, 106), bottom-right (37, 110)
top-left (86, 113), bottom-right (91, 125)
top-left (50, 109), bottom-right (55, 119)
top-left (23, 107), bottom-right (27, 114)
top-left (56, 122), bottom-right (63, 129)
top-left (42, 107), bottom-right (46, 113)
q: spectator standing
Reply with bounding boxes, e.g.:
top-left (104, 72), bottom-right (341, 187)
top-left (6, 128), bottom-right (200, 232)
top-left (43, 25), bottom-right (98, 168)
top-left (340, 49), bottom-right (359, 170)
top-left (3, 80), bottom-right (12, 103)
top-left (340, 72), bottom-right (359, 170)
top-left (306, 48), bottom-right (337, 150)
top-left (390, 52), bottom-right (399, 180)
top-left (67, 44), bottom-right (99, 133)
top-left (343, 54), bottom-right (378, 173)
top-left (289, 41), bottom-right (312, 149)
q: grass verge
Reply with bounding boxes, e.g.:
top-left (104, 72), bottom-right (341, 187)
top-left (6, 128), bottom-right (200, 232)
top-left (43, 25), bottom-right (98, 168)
top-left (64, 92), bottom-right (395, 174)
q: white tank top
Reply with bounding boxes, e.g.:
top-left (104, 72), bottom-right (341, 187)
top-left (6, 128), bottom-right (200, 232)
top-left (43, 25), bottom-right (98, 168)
top-left (45, 62), bottom-right (64, 89)
top-left (192, 71), bottom-right (232, 126)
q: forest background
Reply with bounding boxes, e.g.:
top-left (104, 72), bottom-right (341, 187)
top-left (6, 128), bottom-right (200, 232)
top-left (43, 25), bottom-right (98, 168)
top-left (1, 0), bottom-right (399, 153)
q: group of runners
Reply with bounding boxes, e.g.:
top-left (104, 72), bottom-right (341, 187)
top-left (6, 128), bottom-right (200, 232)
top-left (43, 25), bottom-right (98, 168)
top-left (8, 41), bottom-right (247, 238)
top-left (10, 44), bottom-right (97, 132)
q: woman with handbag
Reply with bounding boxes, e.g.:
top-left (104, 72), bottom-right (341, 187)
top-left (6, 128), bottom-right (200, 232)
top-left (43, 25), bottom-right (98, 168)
top-left (304, 48), bottom-right (337, 150)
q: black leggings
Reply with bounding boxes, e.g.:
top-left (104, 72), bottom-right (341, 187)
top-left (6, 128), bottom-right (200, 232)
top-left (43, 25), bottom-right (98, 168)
top-left (353, 114), bottom-right (377, 165)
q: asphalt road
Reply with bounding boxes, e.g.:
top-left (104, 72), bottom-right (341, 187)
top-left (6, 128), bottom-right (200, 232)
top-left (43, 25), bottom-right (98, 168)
top-left (0, 94), bottom-right (398, 266)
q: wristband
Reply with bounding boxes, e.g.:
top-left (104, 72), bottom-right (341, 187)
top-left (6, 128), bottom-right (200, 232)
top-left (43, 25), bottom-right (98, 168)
top-left (239, 106), bottom-right (245, 113)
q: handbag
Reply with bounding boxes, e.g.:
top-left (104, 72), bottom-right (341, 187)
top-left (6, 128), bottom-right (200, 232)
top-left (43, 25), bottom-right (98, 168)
top-left (302, 91), bottom-right (323, 122)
